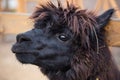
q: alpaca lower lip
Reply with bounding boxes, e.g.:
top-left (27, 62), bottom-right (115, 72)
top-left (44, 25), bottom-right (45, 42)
top-left (12, 47), bottom-right (38, 55)
top-left (12, 44), bottom-right (31, 54)
top-left (12, 45), bottom-right (23, 54)
top-left (12, 49), bottom-right (35, 54)
top-left (12, 46), bottom-right (30, 54)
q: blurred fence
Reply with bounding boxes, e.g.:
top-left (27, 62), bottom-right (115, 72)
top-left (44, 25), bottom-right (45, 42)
top-left (0, 12), bottom-right (32, 34)
top-left (106, 19), bottom-right (120, 46)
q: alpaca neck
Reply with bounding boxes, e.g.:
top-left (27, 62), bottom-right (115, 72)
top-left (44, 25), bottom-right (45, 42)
top-left (90, 61), bottom-right (120, 80)
top-left (40, 63), bottom-right (120, 80)
top-left (40, 47), bottom-right (120, 80)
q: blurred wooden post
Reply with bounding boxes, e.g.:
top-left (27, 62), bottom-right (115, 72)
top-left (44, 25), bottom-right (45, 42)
top-left (103, 0), bottom-right (109, 10)
top-left (95, 0), bottom-right (120, 18)
top-left (110, 0), bottom-right (120, 18)
top-left (66, 0), bottom-right (84, 8)
top-left (0, 0), bottom-right (2, 11)
top-left (95, 0), bottom-right (120, 46)
top-left (73, 0), bottom-right (84, 8)
top-left (39, 0), bottom-right (50, 4)
top-left (106, 20), bottom-right (120, 46)
top-left (4, 0), bottom-right (9, 11)
top-left (17, 0), bottom-right (26, 13)
top-left (0, 26), bottom-right (5, 41)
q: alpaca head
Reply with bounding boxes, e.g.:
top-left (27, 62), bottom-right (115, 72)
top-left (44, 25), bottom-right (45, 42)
top-left (12, 1), bottom-right (114, 80)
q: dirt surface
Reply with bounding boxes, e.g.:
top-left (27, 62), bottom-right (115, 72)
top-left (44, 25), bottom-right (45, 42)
top-left (0, 41), bottom-right (120, 80)
top-left (0, 41), bottom-right (48, 80)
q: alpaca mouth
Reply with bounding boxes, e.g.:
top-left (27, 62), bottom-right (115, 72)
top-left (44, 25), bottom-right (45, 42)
top-left (12, 45), bottom-right (38, 64)
top-left (12, 44), bottom-right (36, 54)
top-left (12, 45), bottom-right (27, 54)
top-left (15, 52), bottom-right (36, 64)
top-left (12, 43), bottom-right (45, 54)
top-left (12, 47), bottom-right (38, 55)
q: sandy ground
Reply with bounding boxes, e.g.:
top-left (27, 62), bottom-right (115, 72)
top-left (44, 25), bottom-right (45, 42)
top-left (0, 41), bottom-right (48, 80)
top-left (0, 39), bottom-right (120, 80)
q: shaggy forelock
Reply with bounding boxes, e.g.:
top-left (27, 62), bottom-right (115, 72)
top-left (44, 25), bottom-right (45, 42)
top-left (30, 1), bottom-right (99, 50)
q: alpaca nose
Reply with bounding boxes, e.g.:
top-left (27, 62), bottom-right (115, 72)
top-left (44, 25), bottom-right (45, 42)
top-left (16, 34), bottom-right (31, 43)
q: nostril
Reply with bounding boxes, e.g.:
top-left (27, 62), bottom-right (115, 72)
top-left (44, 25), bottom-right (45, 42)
top-left (17, 34), bottom-right (31, 43)
top-left (19, 37), bottom-right (31, 43)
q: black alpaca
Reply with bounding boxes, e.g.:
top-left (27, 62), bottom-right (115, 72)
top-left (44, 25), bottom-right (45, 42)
top-left (12, 1), bottom-right (120, 80)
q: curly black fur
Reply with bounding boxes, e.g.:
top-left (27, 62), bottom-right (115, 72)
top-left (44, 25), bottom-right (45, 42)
top-left (12, 1), bottom-right (120, 80)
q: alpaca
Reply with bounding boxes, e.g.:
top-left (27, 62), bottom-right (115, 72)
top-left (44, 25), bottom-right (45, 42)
top-left (12, 1), bottom-right (120, 80)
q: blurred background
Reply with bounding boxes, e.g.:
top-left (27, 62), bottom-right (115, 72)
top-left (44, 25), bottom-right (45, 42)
top-left (0, 0), bottom-right (120, 80)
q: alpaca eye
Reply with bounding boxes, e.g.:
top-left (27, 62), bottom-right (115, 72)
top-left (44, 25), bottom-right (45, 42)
top-left (58, 34), bottom-right (69, 42)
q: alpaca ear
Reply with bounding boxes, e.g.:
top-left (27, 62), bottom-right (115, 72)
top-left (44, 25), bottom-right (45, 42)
top-left (96, 9), bottom-right (115, 30)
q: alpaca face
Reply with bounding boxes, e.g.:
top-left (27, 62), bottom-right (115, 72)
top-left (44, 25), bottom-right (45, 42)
top-left (12, 24), bottom-right (75, 70)
top-left (12, 2), bottom-right (115, 79)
